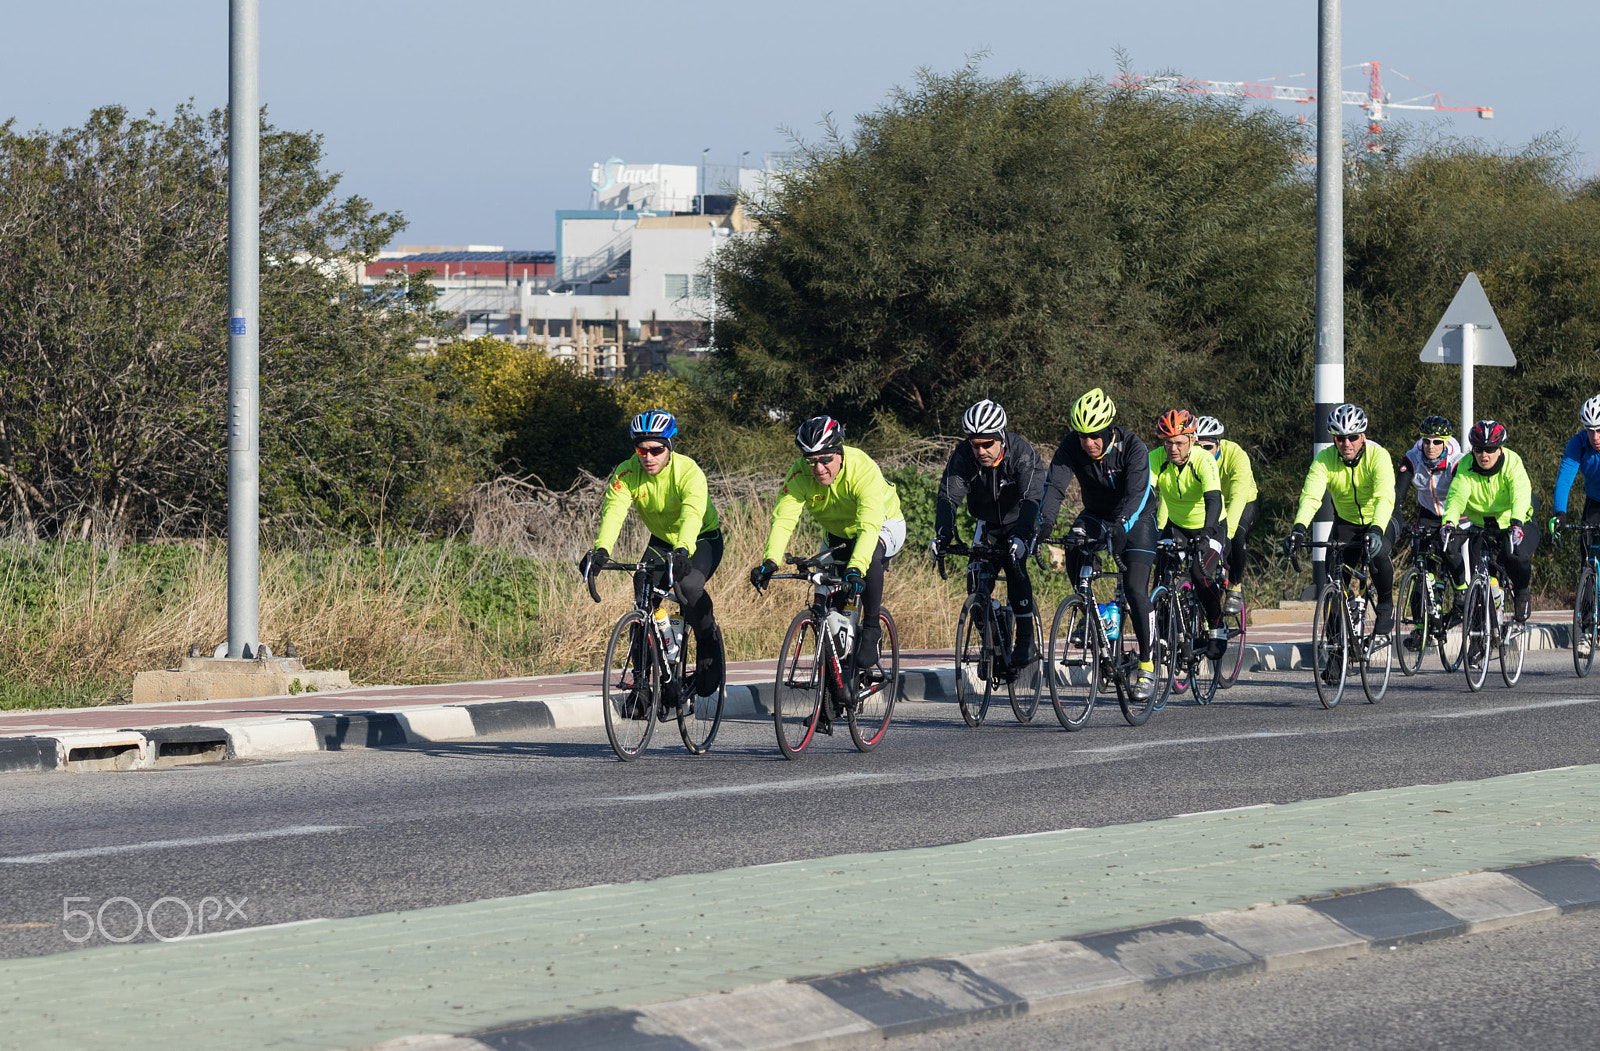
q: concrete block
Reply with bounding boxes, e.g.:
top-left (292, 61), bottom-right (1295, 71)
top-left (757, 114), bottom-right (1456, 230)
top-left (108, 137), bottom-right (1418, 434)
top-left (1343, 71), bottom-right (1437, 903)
top-left (132, 656), bottom-right (349, 704)
top-left (51, 730), bottom-right (148, 771)
top-left (392, 706), bottom-right (477, 743)
top-left (808, 960), bottom-right (1024, 1036)
top-left (0, 736), bottom-right (59, 774)
top-left (958, 939), bottom-right (1141, 1008)
top-left (219, 718), bottom-right (322, 756)
top-left (1408, 871), bottom-right (1560, 930)
top-left (539, 694), bottom-right (605, 728)
top-left (1201, 903), bottom-right (1368, 968)
top-left (640, 983), bottom-right (874, 1051)
top-left (1077, 919), bottom-right (1263, 986)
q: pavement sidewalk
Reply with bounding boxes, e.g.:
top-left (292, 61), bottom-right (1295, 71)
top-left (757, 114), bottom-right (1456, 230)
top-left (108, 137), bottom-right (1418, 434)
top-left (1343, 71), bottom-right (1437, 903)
top-left (0, 611), bottom-right (1576, 774)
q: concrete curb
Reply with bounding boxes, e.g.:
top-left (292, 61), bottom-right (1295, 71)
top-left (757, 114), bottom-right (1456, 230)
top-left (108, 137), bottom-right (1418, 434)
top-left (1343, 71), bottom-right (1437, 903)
top-left (1244, 621), bottom-right (1569, 672)
top-left (365, 855), bottom-right (1600, 1051)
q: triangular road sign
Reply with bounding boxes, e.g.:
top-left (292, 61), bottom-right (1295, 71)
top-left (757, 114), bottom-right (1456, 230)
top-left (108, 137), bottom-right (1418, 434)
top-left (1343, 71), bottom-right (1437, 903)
top-left (1419, 273), bottom-right (1517, 366)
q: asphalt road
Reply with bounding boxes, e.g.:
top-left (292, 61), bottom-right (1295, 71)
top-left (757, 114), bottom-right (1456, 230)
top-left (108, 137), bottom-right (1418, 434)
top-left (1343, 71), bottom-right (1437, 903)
top-left (2, 651), bottom-right (1596, 961)
top-left (881, 908), bottom-right (1600, 1051)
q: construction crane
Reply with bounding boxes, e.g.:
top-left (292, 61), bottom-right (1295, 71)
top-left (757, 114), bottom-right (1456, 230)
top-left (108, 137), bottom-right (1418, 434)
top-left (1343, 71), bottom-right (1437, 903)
top-left (1116, 62), bottom-right (1492, 152)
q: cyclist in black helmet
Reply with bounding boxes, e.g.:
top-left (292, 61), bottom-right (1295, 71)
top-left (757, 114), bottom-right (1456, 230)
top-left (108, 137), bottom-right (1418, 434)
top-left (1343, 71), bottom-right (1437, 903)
top-left (932, 399), bottom-right (1046, 669)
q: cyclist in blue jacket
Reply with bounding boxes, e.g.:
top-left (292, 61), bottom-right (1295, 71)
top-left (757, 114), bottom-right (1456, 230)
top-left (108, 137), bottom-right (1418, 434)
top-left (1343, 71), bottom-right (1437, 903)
top-left (1550, 394), bottom-right (1600, 550)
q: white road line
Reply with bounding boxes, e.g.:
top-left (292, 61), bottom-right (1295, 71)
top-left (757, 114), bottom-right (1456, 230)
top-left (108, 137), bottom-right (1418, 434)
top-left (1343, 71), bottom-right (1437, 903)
top-left (1176, 803), bottom-right (1277, 818)
top-left (604, 771), bottom-right (885, 802)
top-left (186, 918), bottom-right (328, 940)
top-left (1080, 731), bottom-right (1305, 756)
top-left (1423, 697), bottom-right (1600, 719)
top-left (983, 827), bottom-right (1089, 841)
top-left (0, 825), bottom-right (352, 864)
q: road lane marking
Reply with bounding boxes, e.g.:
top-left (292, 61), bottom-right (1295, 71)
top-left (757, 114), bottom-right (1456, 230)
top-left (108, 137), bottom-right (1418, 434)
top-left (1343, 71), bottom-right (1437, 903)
top-left (604, 771), bottom-right (885, 802)
top-left (0, 825), bottom-right (352, 864)
top-left (1423, 698), bottom-right (1600, 719)
top-left (186, 918), bottom-right (328, 940)
top-left (1079, 731), bottom-right (1305, 755)
top-left (1177, 803), bottom-right (1277, 818)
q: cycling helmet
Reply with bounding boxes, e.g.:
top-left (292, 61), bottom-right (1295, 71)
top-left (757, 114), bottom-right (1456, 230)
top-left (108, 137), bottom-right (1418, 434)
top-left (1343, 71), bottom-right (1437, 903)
top-left (1469, 419), bottom-right (1507, 451)
top-left (630, 410), bottom-right (678, 447)
top-left (1418, 414), bottom-right (1453, 439)
top-left (1193, 416), bottom-right (1224, 441)
top-left (1070, 388), bottom-right (1117, 435)
top-left (961, 399), bottom-right (1008, 439)
top-left (795, 415), bottom-right (845, 455)
top-left (1155, 409), bottom-right (1196, 439)
top-left (1581, 395), bottom-right (1600, 429)
top-left (1327, 403), bottom-right (1369, 437)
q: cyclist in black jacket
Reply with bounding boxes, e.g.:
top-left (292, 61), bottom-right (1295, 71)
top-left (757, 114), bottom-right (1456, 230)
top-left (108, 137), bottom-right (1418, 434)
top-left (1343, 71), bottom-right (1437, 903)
top-left (933, 399), bottom-right (1046, 667)
top-left (1034, 388), bottom-right (1160, 701)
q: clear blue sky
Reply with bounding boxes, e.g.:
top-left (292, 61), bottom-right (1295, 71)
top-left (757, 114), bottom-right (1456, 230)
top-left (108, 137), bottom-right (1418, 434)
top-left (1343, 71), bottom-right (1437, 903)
top-left (4, 0), bottom-right (1590, 251)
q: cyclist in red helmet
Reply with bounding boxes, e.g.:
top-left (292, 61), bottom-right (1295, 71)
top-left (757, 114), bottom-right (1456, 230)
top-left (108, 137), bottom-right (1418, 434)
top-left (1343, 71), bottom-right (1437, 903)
top-left (1440, 420), bottom-right (1539, 641)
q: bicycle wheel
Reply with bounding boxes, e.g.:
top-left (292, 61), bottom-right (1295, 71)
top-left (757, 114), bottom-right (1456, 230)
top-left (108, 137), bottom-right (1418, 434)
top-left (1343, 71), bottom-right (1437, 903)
top-left (1573, 562), bottom-right (1597, 679)
top-left (1310, 584), bottom-right (1348, 709)
top-left (1047, 595), bottom-right (1097, 730)
top-left (773, 610), bottom-right (824, 759)
top-left (1192, 602), bottom-right (1220, 707)
top-left (1149, 588), bottom-right (1179, 710)
top-left (954, 595), bottom-right (992, 728)
top-left (1396, 566), bottom-right (1428, 677)
top-left (849, 608), bottom-right (898, 752)
top-left (1358, 595), bottom-right (1393, 703)
top-left (1009, 613), bottom-right (1042, 724)
top-left (677, 625), bottom-right (724, 755)
top-left (1462, 579), bottom-right (1491, 693)
top-left (602, 611), bottom-right (657, 761)
top-left (1216, 606), bottom-right (1247, 690)
top-left (1501, 603), bottom-right (1527, 687)
top-left (1116, 602), bottom-right (1156, 727)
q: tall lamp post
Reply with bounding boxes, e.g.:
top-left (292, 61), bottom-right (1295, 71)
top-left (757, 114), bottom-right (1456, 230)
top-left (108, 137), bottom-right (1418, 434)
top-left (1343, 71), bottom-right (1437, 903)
top-left (226, 0), bottom-right (261, 658)
top-left (1310, 0), bottom-right (1344, 597)
top-left (699, 147), bottom-right (709, 214)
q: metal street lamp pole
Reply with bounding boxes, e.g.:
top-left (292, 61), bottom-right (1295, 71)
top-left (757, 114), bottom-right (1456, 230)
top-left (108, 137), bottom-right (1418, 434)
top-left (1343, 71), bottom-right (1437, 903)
top-left (226, 0), bottom-right (261, 659)
top-left (1311, 0), bottom-right (1343, 597)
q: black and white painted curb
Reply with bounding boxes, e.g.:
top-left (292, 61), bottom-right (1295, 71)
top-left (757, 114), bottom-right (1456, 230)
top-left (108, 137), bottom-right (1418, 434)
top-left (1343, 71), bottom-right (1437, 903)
top-left (1246, 621), bottom-right (1569, 672)
top-left (362, 854), bottom-right (1600, 1051)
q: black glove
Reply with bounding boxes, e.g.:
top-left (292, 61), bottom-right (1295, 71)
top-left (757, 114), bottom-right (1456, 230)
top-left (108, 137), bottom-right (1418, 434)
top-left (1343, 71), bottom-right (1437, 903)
top-left (1283, 524), bottom-right (1306, 556)
top-left (579, 547), bottom-right (608, 579)
top-left (1363, 525), bottom-right (1384, 560)
top-left (1550, 512), bottom-right (1567, 535)
top-left (670, 547), bottom-right (693, 580)
top-left (1507, 523), bottom-right (1525, 556)
top-left (843, 566), bottom-right (866, 598)
top-left (1008, 534), bottom-right (1029, 564)
top-left (750, 559), bottom-right (777, 589)
top-left (929, 531), bottom-right (954, 560)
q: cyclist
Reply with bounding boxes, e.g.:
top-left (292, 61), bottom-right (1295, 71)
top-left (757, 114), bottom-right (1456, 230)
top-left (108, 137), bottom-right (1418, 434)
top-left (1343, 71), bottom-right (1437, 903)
top-left (1551, 395), bottom-right (1600, 658)
top-left (932, 399), bottom-right (1046, 670)
top-left (1441, 420), bottom-right (1539, 655)
top-left (1193, 415), bottom-right (1257, 615)
top-left (1150, 410), bottom-right (1229, 660)
top-left (1284, 404), bottom-right (1397, 641)
top-left (751, 416), bottom-right (907, 731)
top-left (1394, 414), bottom-right (1464, 645)
top-left (580, 410), bottom-right (725, 700)
top-left (1035, 388), bottom-right (1161, 702)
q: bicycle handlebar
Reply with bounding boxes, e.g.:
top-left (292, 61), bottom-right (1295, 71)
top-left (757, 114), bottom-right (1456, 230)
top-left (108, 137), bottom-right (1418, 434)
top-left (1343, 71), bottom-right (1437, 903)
top-left (585, 560), bottom-right (682, 607)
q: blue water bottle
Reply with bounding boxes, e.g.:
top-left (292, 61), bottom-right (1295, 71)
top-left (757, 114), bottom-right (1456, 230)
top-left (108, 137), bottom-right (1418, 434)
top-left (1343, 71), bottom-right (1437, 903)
top-left (1098, 602), bottom-right (1120, 641)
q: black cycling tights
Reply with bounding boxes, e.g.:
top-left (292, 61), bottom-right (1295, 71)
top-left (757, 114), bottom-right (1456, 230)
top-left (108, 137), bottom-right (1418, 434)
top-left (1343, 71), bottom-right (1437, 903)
top-left (641, 531), bottom-right (723, 645)
top-left (827, 532), bottom-right (888, 665)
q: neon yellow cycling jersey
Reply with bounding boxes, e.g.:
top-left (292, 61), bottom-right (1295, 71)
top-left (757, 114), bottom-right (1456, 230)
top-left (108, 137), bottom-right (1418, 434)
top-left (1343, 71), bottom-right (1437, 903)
top-left (1211, 439), bottom-right (1258, 538)
top-left (1149, 447), bottom-right (1225, 532)
top-left (762, 446), bottom-right (903, 573)
top-left (594, 450), bottom-right (719, 555)
top-left (1293, 443), bottom-right (1396, 528)
top-left (1442, 448), bottom-right (1534, 526)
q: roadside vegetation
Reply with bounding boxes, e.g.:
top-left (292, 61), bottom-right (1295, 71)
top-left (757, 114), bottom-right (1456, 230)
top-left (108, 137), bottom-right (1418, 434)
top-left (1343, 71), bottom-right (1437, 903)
top-left (1, 66), bottom-right (1598, 707)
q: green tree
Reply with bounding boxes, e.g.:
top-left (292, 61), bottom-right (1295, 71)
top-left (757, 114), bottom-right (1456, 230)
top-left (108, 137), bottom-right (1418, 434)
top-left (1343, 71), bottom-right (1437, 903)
top-left (709, 65), bottom-right (1314, 442)
top-left (0, 104), bottom-right (488, 540)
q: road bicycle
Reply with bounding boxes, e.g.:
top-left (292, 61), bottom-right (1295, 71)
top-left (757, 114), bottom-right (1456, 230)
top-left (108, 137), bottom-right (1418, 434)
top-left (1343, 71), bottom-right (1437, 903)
top-left (1454, 524), bottom-right (1526, 692)
top-left (1043, 532), bottom-right (1166, 730)
top-left (1151, 535), bottom-right (1229, 707)
top-left (936, 539), bottom-right (1042, 727)
top-left (1556, 522), bottom-right (1600, 678)
top-left (764, 545), bottom-right (900, 759)
top-left (1289, 536), bottom-right (1393, 708)
top-left (586, 558), bottom-right (725, 761)
top-left (1394, 524), bottom-right (1460, 676)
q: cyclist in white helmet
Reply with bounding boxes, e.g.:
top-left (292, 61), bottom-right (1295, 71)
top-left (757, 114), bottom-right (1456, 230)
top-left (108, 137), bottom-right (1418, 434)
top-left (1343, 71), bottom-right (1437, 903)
top-left (933, 399), bottom-right (1046, 669)
top-left (1192, 415), bottom-right (1257, 614)
top-left (582, 411), bottom-right (725, 699)
top-left (1553, 395), bottom-right (1600, 657)
top-left (1284, 403), bottom-right (1397, 640)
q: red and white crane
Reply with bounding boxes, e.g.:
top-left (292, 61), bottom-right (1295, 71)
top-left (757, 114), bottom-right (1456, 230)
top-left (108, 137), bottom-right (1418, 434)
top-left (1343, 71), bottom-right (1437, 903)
top-left (1116, 62), bottom-right (1493, 151)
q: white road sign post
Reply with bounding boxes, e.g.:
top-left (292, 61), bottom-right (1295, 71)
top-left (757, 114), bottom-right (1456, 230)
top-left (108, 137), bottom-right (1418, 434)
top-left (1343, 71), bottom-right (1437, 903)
top-left (1419, 273), bottom-right (1517, 446)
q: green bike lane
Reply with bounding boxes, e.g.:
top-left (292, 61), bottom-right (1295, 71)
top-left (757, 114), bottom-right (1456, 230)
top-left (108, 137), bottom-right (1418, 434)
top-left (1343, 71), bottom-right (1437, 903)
top-left (7, 763), bottom-right (1599, 1051)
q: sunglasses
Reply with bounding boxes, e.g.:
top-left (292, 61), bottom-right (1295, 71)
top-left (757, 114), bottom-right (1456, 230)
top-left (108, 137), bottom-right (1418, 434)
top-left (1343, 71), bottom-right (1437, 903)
top-left (1421, 437), bottom-right (1448, 445)
top-left (1198, 441), bottom-right (1218, 452)
top-left (1332, 434), bottom-right (1363, 444)
top-left (635, 444), bottom-right (669, 457)
top-left (804, 453), bottom-right (839, 466)
top-left (968, 438), bottom-right (1000, 450)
